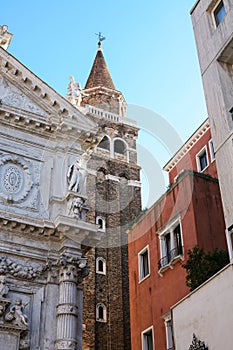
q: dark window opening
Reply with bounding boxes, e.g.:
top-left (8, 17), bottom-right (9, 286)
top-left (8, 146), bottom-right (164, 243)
top-left (98, 136), bottom-right (110, 151)
top-left (114, 139), bottom-right (126, 155)
top-left (98, 259), bottom-right (104, 272)
top-left (198, 150), bottom-right (208, 171)
top-left (97, 218), bottom-right (103, 229)
top-left (140, 249), bottom-right (149, 280)
top-left (214, 1), bottom-right (226, 26)
top-left (143, 329), bottom-right (153, 350)
top-left (98, 306), bottom-right (104, 320)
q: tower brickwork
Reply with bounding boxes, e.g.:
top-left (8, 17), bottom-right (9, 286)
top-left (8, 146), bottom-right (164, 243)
top-left (77, 44), bottom-right (141, 350)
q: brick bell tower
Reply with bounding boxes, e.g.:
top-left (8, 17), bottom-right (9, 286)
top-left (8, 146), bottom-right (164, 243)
top-left (67, 37), bottom-right (141, 350)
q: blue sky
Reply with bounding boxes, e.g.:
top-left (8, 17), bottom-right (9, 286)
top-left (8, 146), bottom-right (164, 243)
top-left (1, 0), bottom-right (207, 207)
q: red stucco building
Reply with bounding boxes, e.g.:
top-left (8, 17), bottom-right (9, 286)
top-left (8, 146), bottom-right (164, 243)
top-left (128, 119), bottom-right (227, 350)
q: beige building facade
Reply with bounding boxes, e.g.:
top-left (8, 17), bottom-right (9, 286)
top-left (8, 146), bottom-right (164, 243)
top-left (191, 0), bottom-right (233, 257)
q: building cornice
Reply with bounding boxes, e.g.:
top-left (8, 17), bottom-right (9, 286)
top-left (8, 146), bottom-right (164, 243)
top-left (163, 119), bottom-right (209, 172)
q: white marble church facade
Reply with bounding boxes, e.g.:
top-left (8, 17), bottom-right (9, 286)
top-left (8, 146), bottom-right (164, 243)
top-left (0, 26), bottom-right (102, 350)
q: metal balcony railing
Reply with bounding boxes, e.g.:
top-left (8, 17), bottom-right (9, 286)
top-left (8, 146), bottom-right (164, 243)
top-left (158, 246), bottom-right (184, 270)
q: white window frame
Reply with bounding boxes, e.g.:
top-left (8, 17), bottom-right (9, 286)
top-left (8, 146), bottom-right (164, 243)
top-left (208, 139), bottom-right (215, 162)
top-left (211, 0), bottom-right (226, 28)
top-left (96, 257), bottom-right (106, 275)
top-left (196, 145), bottom-right (209, 172)
top-left (163, 313), bottom-right (174, 350)
top-left (96, 303), bottom-right (107, 322)
top-left (96, 216), bottom-right (106, 232)
top-left (138, 245), bottom-right (150, 282)
top-left (141, 326), bottom-right (154, 350)
top-left (158, 218), bottom-right (184, 274)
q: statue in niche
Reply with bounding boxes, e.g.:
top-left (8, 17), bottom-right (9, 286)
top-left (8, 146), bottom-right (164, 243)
top-left (67, 76), bottom-right (82, 106)
top-left (67, 158), bottom-right (85, 194)
top-left (5, 298), bottom-right (29, 328)
top-left (0, 275), bottom-right (9, 297)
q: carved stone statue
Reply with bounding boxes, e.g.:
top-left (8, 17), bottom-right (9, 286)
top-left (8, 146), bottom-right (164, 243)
top-left (67, 159), bottom-right (81, 192)
top-left (68, 197), bottom-right (85, 219)
top-left (5, 298), bottom-right (29, 328)
top-left (0, 25), bottom-right (13, 50)
top-left (66, 76), bottom-right (82, 106)
top-left (67, 157), bottom-right (87, 194)
top-left (0, 275), bottom-right (9, 297)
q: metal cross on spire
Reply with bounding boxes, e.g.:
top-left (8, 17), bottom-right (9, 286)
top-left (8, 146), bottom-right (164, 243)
top-left (95, 32), bottom-right (106, 48)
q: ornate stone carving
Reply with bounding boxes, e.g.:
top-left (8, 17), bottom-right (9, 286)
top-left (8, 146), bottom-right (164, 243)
top-left (57, 304), bottom-right (78, 316)
top-left (5, 298), bottom-right (29, 329)
top-left (0, 155), bottom-right (33, 203)
top-left (55, 340), bottom-right (76, 350)
top-left (67, 196), bottom-right (89, 220)
top-left (19, 339), bottom-right (30, 350)
top-left (189, 334), bottom-right (208, 350)
top-left (0, 276), bottom-right (10, 317)
top-left (0, 275), bottom-right (9, 297)
top-left (67, 158), bottom-right (86, 195)
top-left (0, 25), bottom-right (13, 50)
top-left (0, 76), bottom-right (47, 116)
top-left (0, 255), bottom-right (45, 280)
top-left (66, 76), bottom-right (82, 106)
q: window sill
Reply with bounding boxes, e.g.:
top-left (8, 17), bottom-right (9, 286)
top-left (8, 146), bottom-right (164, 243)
top-left (198, 164), bottom-right (209, 173)
top-left (158, 255), bottom-right (184, 277)
top-left (96, 271), bottom-right (106, 275)
top-left (139, 273), bottom-right (150, 284)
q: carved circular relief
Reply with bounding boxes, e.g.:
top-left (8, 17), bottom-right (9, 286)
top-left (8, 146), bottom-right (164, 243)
top-left (0, 155), bottom-right (33, 202)
top-left (3, 165), bottom-right (23, 193)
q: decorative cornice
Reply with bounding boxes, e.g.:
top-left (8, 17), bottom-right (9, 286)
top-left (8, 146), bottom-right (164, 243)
top-left (163, 119), bottom-right (210, 172)
top-left (0, 214), bottom-right (56, 237)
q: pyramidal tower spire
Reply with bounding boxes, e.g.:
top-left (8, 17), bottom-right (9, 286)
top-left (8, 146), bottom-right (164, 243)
top-left (81, 34), bottom-right (126, 117)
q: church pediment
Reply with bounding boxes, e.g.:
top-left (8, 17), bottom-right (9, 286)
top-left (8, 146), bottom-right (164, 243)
top-left (0, 47), bottom-right (97, 132)
top-left (0, 76), bottom-right (47, 117)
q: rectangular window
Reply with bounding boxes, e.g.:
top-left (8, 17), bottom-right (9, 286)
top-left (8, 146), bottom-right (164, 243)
top-left (209, 139), bottom-right (215, 162)
top-left (138, 246), bottom-right (150, 281)
top-left (196, 146), bottom-right (209, 172)
top-left (142, 327), bottom-right (154, 350)
top-left (164, 314), bottom-right (174, 350)
top-left (213, 0), bottom-right (226, 27)
top-left (158, 220), bottom-right (184, 272)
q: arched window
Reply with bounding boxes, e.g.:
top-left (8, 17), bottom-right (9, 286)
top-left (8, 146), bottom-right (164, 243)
top-left (114, 139), bottom-right (126, 155)
top-left (96, 216), bottom-right (106, 231)
top-left (96, 303), bottom-right (107, 322)
top-left (96, 257), bottom-right (106, 275)
top-left (98, 136), bottom-right (110, 151)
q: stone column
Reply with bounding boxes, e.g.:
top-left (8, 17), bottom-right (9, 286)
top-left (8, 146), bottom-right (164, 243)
top-left (55, 255), bottom-right (89, 350)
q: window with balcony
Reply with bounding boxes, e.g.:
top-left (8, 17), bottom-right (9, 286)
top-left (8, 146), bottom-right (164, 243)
top-left (196, 146), bottom-right (209, 172)
top-left (138, 245), bottom-right (150, 282)
top-left (142, 326), bottom-right (154, 350)
top-left (213, 0), bottom-right (226, 27)
top-left (158, 221), bottom-right (183, 272)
